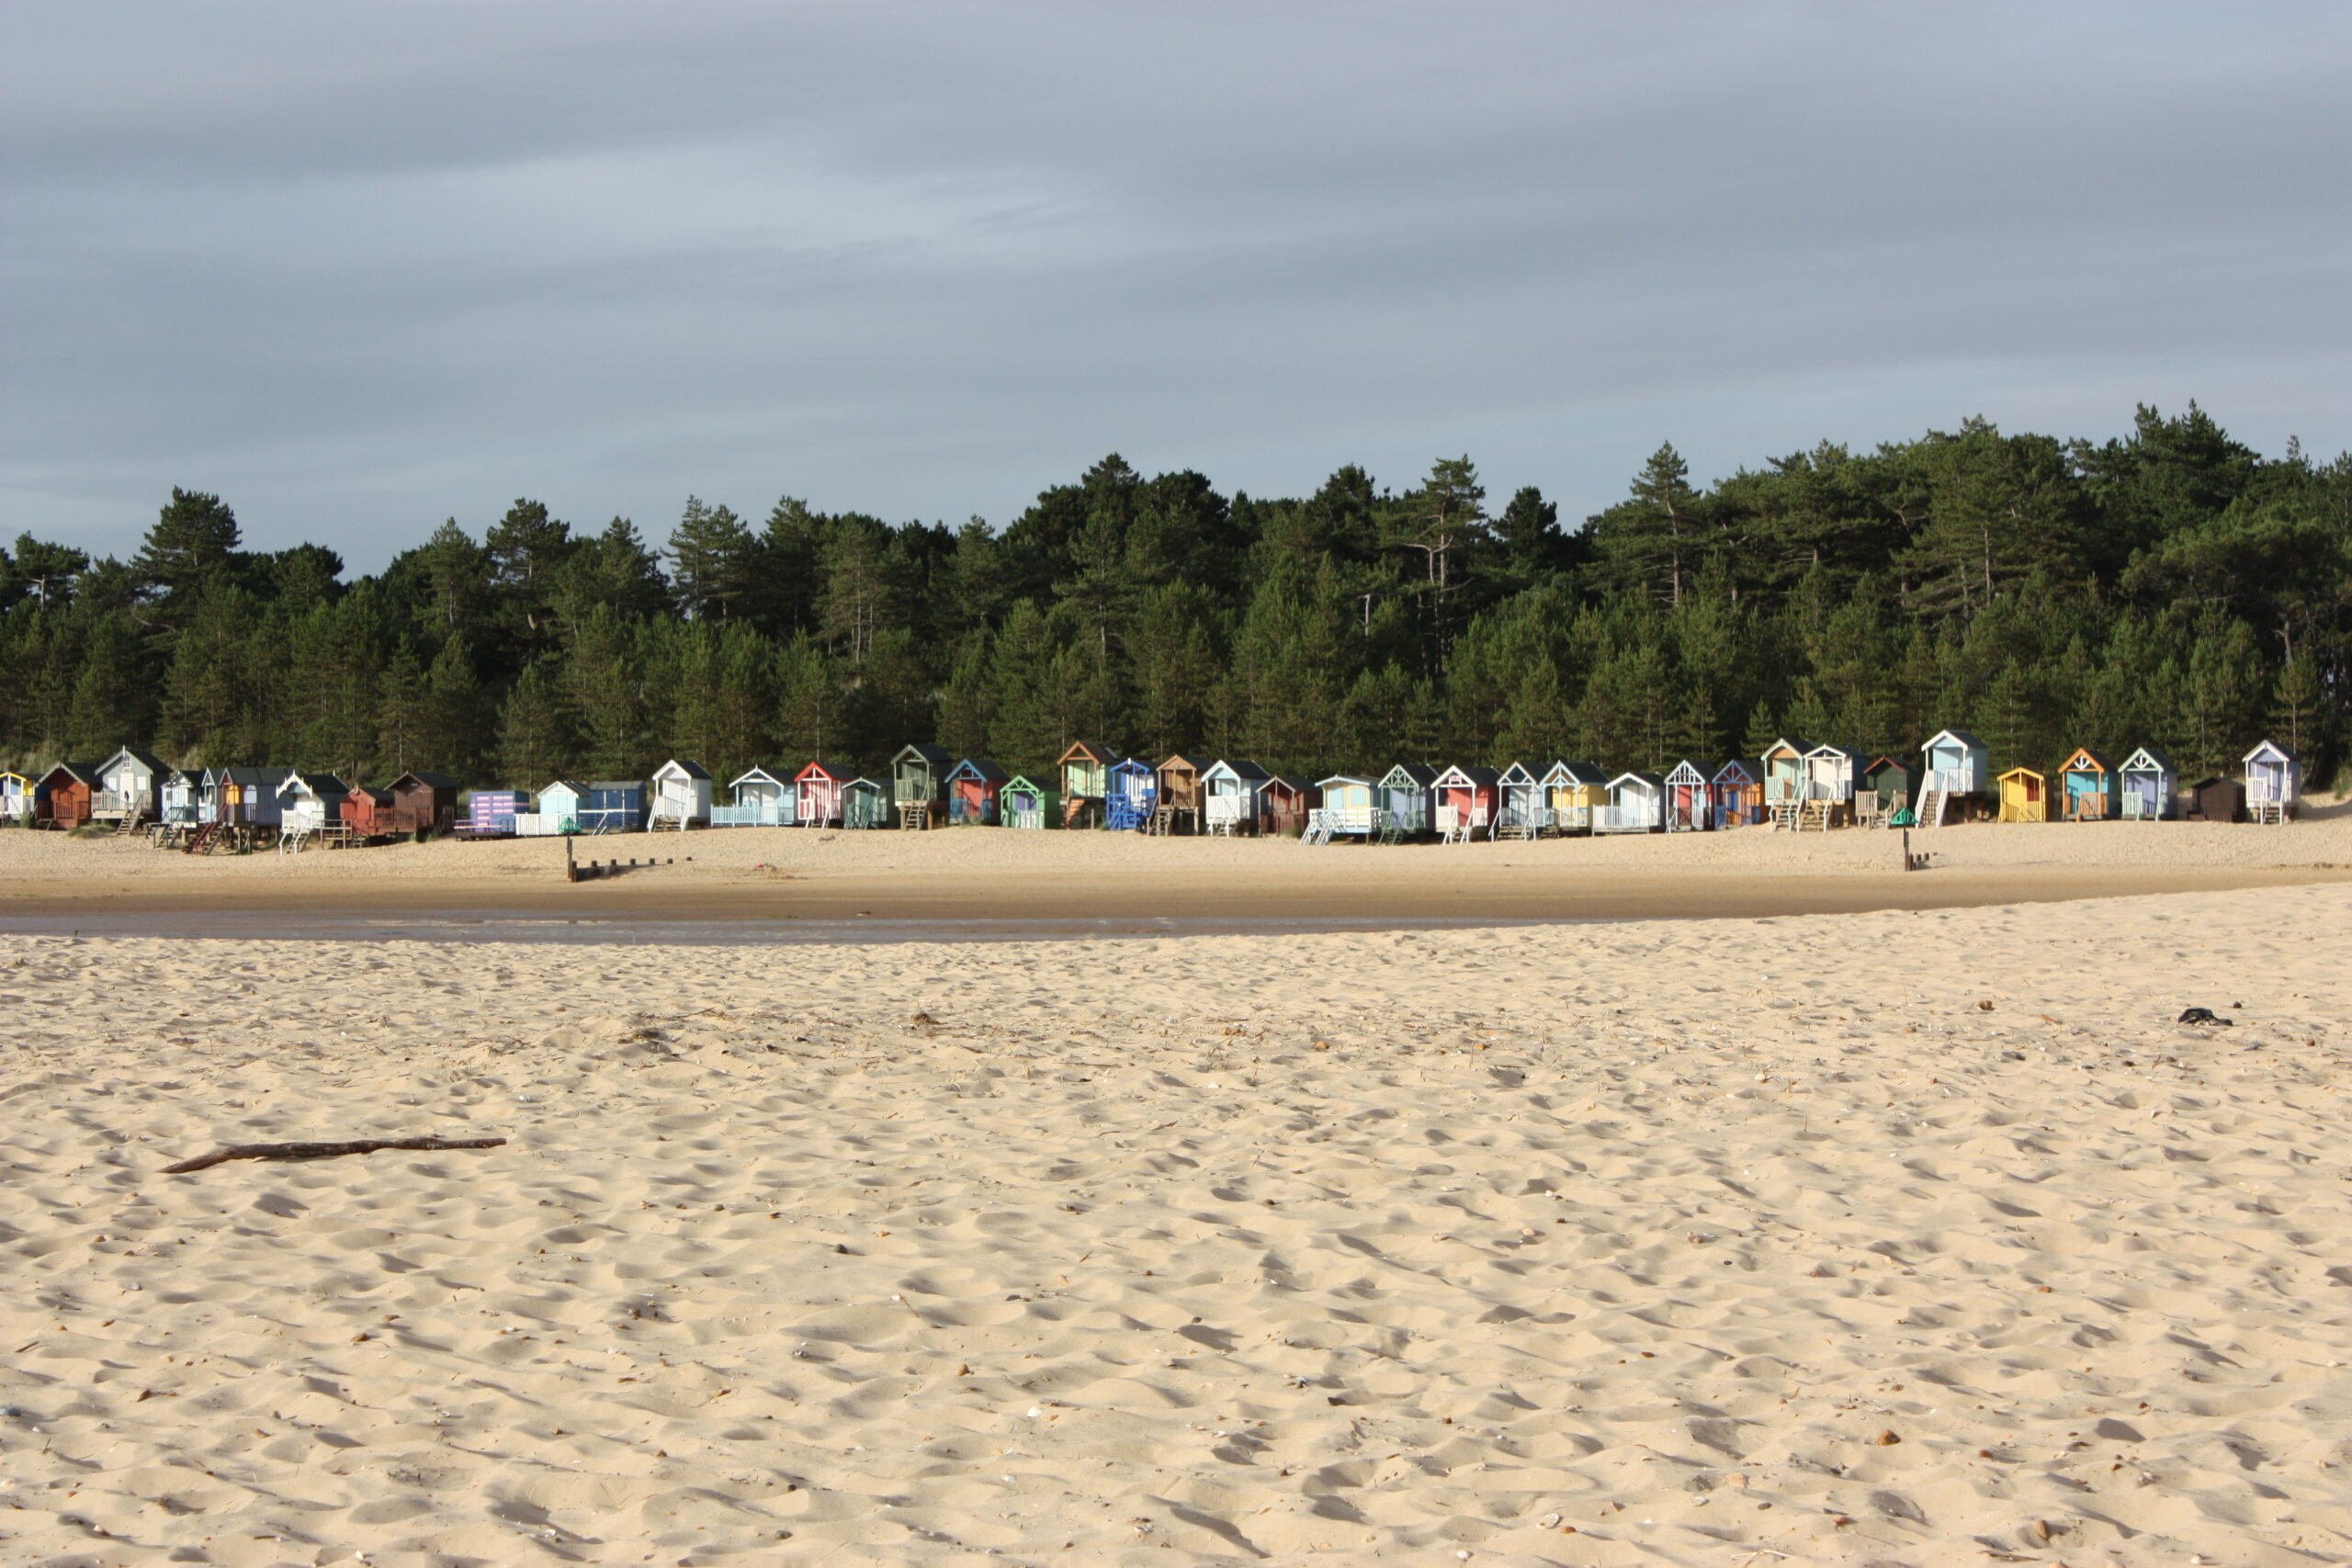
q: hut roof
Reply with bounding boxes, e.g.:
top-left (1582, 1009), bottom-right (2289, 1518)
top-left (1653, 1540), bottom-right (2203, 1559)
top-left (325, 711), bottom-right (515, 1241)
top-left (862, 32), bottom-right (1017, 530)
top-left (1863, 755), bottom-right (1917, 777)
top-left (1204, 759), bottom-right (1272, 784)
top-left (2243, 739), bottom-right (2295, 766)
top-left (1803, 742), bottom-right (1865, 764)
top-left (352, 785), bottom-right (392, 806)
top-left (1157, 752), bottom-right (1215, 773)
top-left (2060, 747), bottom-right (2113, 773)
top-left (1713, 758), bottom-right (1764, 782)
top-left (2120, 746), bottom-right (2175, 773)
top-left (1925, 728), bottom-right (1987, 751)
top-left (1762, 736), bottom-right (1815, 760)
top-left (209, 766), bottom-right (279, 787)
top-left (654, 759), bottom-right (712, 781)
top-left (102, 745), bottom-right (168, 776)
top-left (1266, 775), bottom-right (1315, 794)
top-left (1056, 740), bottom-right (1119, 764)
top-left (894, 743), bottom-right (955, 766)
top-left (283, 772), bottom-right (348, 795)
top-left (1001, 773), bottom-right (1051, 793)
top-left (393, 771), bottom-right (462, 791)
top-left (1317, 773), bottom-right (1374, 790)
top-left (948, 757), bottom-right (1010, 784)
top-left (1543, 761), bottom-right (1611, 787)
top-left (41, 761), bottom-right (103, 785)
top-left (538, 779), bottom-right (588, 797)
top-left (1608, 771), bottom-right (1666, 793)
top-left (729, 765), bottom-right (797, 790)
top-left (1496, 761), bottom-right (1542, 786)
top-left (1997, 764), bottom-right (2045, 781)
top-left (1434, 764), bottom-right (1501, 788)
top-left (794, 761), bottom-right (848, 781)
top-left (1664, 759), bottom-right (1719, 784)
top-left (1108, 756), bottom-right (1153, 776)
top-left (586, 778), bottom-right (645, 793)
top-left (843, 776), bottom-right (887, 794)
top-left (1379, 762), bottom-right (1441, 787)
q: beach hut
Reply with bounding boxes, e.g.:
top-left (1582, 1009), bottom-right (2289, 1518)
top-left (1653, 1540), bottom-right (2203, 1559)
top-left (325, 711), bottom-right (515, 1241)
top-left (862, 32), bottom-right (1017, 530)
top-left (156, 767), bottom-right (198, 827)
top-left (715, 766), bottom-right (797, 828)
top-left (1306, 775), bottom-right (1377, 843)
top-left (1494, 762), bottom-right (1549, 840)
top-left (1759, 737), bottom-right (1814, 826)
top-left (647, 760), bottom-right (713, 829)
top-left (34, 761), bottom-right (100, 829)
top-left (891, 743), bottom-right (955, 829)
top-left (1542, 761), bottom-right (1611, 835)
top-left (1056, 741), bottom-right (1119, 829)
top-left (341, 786), bottom-right (391, 836)
top-left (2243, 739), bottom-right (2301, 824)
top-left (0, 770), bottom-right (31, 824)
top-left (1661, 760), bottom-right (1714, 832)
top-left (2058, 748), bottom-right (2118, 822)
top-left (1918, 729), bottom-right (1991, 827)
top-left (277, 772), bottom-right (350, 834)
top-left (2118, 747), bottom-right (2177, 820)
top-left (383, 771), bottom-right (461, 835)
top-left (1711, 759), bottom-right (1765, 829)
top-left (946, 757), bottom-right (1010, 824)
top-left (1432, 764), bottom-right (1500, 842)
top-left (1154, 753), bottom-right (1214, 833)
top-left (464, 788), bottom-right (527, 836)
top-left (198, 766), bottom-right (285, 829)
top-left (795, 761), bottom-right (850, 826)
top-left (2188, 775), bottom-right (2245, 823)
top-left (1799, 743), bottom-right (1864, 829)
top-left (1001, 773), bottom-right (1056, 829)
top-left (1263, 775), bottom-right (1318, 837)
top-left (842, 777), bottom-right (890, 829)
top-left (96, 746), bottom-right (168, 826)
top-left (1858, 756), bottom-right (1917, 828)
top-left (577, 779), bottom-right (647, 835)
top-left (1600, 771), bottom-right (1666, 833)
top-left (1202, 759), bottom-right (1272, 836)
top-left (1104, 757), bottom-right (1157, 831)
top-left (517, 779), bottom-right (585, 836)
top-left (1377, 763), bottom-right (1440, 840)
top-left (1996, 765), bottom-right (2049, 824)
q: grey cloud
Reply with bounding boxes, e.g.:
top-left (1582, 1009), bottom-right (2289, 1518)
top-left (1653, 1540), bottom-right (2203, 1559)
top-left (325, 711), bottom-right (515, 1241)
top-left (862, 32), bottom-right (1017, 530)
top-left (4, 2), bottom-right (2346, 568)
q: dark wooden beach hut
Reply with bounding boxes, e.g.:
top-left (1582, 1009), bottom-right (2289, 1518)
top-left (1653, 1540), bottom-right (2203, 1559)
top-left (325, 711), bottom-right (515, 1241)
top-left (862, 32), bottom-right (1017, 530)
top-left (1153, 753), bottom-right (1215, 833)
top-left (1056, 740), bottom-right (1119, 829)
top-left (1860, 756), bottom-right (1917, 828)
top-left (34, 761), bottom-right (99, 829)
top-left (2187, 775), bottom-right (2245, 823)
top-left (382, 771), bottom-right (460, 835)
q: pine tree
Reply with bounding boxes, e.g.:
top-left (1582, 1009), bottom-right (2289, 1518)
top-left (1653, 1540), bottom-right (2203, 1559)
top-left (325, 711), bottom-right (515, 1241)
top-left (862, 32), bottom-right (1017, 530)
top-left (422, 634), bottom-right (487, 776)
top-left (498, 660), bottom-right (573, 784)
top-left (376, 647), bottom-right (427, 776)
top-left (669, 497), bottom-right (754, 620)
top-left (773, 633), bottom-right (842, 763)
top-left (134, 489), bottom-right (242, 601)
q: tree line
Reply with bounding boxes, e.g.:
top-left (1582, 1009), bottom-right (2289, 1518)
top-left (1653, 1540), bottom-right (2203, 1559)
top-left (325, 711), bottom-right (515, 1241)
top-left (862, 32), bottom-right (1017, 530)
top-left (2, 403), bottom-right (2345, 794)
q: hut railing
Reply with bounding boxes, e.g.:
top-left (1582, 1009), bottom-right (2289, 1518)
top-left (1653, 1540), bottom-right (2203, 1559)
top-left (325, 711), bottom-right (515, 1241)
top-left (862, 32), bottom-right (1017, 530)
top-left (713, 802), bottom-right (793, 827)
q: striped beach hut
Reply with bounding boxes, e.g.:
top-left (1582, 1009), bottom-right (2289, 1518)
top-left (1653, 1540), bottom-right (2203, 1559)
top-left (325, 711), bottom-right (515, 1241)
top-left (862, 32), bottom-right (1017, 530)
top-left (795, 761), bottom-right (851, 826)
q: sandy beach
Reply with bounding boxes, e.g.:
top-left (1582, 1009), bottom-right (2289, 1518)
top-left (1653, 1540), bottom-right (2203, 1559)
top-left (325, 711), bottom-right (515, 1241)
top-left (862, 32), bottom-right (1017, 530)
top-left (1, 807), bottom-right (2348, 927)
top-left (5, 850), bottom-right (2351, 1564)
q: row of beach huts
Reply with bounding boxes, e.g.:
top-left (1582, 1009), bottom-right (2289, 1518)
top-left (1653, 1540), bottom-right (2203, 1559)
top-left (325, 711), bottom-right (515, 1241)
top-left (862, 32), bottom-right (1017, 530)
top-left (3, 731), bottom-right (2307, 851)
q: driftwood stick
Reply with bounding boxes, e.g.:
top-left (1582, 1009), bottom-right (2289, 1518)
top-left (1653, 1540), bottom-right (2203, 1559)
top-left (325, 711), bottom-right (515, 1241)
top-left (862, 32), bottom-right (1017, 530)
top-left (163, 1136), bottom-right (506, 1175)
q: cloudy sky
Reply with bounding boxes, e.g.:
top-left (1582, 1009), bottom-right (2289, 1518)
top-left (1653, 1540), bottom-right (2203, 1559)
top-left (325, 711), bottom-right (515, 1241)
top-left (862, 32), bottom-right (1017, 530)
top-left (5, 3), bottom-right (2347, 571)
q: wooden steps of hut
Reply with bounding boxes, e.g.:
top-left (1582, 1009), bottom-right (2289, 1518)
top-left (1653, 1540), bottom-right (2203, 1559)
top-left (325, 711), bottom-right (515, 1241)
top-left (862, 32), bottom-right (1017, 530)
top-left (899, 803), bottom-right (932, 831)
top-left (1916, 785), bottom-right (1946, 828)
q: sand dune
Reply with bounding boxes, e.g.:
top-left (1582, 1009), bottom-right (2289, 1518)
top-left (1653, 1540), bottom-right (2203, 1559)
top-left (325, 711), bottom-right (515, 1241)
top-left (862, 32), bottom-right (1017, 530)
top-left (3, 883), bottom-right (2349, 1564)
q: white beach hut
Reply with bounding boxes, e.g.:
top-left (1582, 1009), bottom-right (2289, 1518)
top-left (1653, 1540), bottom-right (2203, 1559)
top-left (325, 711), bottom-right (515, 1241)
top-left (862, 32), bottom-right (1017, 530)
top-left (649, 759), bottom-right (713, 829)
top-left (2243, 739), bottom-right (2301, 824)
top-left (716, 765), bottom-right (797, 828)
top-left (1600, 772), bottom-right (1666, 834)
top-left (1917, 728), bottom-right (1991, 827)
top-left (1202, 759), bottom-right (1272, 836)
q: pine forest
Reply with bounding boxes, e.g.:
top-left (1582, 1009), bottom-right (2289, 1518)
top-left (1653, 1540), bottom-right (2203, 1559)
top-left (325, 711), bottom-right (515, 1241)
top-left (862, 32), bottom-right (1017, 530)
top-left (4, 404), bottom-right (2346, 793)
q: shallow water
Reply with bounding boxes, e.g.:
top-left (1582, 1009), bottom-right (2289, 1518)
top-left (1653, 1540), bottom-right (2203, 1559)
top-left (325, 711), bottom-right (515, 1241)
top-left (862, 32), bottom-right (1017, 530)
top-left (0, 909), bottom-right (1566, 945)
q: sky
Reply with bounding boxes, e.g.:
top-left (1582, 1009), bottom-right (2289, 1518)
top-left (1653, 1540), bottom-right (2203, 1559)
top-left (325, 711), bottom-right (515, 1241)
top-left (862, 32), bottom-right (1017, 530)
top-left (5, 3), bottom-right (2348, 574)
